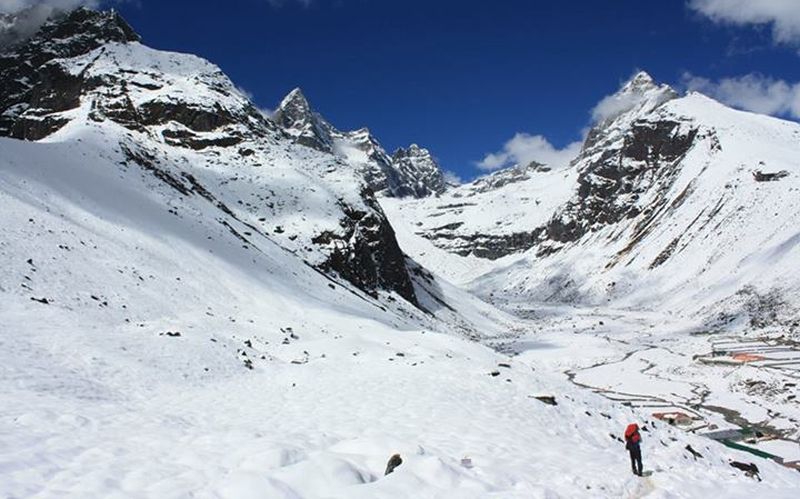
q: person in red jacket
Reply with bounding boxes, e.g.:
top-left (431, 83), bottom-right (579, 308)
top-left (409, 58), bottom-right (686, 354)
top-left (624, 423), bottom-right (643, 476)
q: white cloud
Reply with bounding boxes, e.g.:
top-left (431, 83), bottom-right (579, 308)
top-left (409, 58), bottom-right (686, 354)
top-left (235, 85), bottom-right (254, 101)
top-left (683, 72), bottom-right (800, 119)
top-left (689, 0), bottom-right (800, 46)
top-left (0, 0), bottom-right (99, 14)
top-left (477, 133), bottom-right (582, 172)
top-left (591, 92), bottom-right (647, 123)
top-left (234, 85), bottom-right (275, 118)
top-left (0, 1), bottom-right (104, 46)
top-left (442, 170), bottom-right (462, 185)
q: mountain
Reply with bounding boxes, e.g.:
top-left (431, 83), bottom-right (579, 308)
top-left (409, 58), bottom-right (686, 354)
top-left (0, 7), bottom-right (425, 306)
top-left (381, 157), bottom-right (578, 266)
top-left (386, 71), bottom-right (800, 324)
top-left (272, 87), bottom-right (446, 198)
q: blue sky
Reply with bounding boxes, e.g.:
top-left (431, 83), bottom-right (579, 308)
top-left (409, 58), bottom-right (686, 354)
top-left (9, 0), bottom-right (800, 180)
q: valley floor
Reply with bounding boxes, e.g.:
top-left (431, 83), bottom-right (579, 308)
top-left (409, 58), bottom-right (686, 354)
top-left (489, 302), bottom-right (800, 470)
top-left (3, 296), bottom-right (800, 498)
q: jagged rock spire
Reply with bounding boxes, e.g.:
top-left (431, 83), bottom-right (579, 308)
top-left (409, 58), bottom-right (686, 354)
top-left (272, 87), bottom-right (336, 152)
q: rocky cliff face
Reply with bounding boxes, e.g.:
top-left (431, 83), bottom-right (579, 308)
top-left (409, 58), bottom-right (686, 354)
top-left (539, 72), bottom-right (690, 249)
top-left (272, 88), bottom-right (446, 198)
top-left (0, 8), bottom-right (418, 306)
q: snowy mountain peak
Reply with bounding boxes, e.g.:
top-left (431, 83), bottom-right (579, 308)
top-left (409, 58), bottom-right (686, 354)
top-left (584, 71), bottom-right (679, 152)
top-left (621, 70), bottom-right (657, 91)
top-left (272, 87), bottom-right (335, 152)
top-left (394, 143), bottom-right (426, 158)
top-left (390, 144), bottom-right (446, 197)
top-left (278, 87), bottom-right (310, 114)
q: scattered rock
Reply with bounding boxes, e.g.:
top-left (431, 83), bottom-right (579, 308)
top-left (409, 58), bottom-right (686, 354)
top-left (753, 170), bottom-right (789, 182)
top-left (384, 453), bottom-right (402, 475)
top-left (729, 461), bottom-right (760, 481)
top-left (685, 444), bottom-right (703, 459)
top-left (533, 395), bottom-right (557, 406)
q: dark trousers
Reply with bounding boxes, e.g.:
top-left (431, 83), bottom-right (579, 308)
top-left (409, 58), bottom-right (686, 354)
top-left (629, 447), bottom-right (643, 475)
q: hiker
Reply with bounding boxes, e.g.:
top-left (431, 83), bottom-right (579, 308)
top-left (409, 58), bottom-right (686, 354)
top-left (624, 423), bottom-right (643, 476)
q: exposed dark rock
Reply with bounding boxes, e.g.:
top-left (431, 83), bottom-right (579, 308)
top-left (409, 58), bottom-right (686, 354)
top-left (420, 227), bottom-right (542, 260)
top-left (313, 192), bottom-right (418, 306)
top-left (544, 120), bottom-right (698, 246)
top-left (162, 129), bottom-right (242, 150)
top-left (753, 170), bottom-right (789, 182)
top-left (533, 395), bottom-right (558, 406)
top-left (729, 461), bottom-right (760, 481)
top-left (384, 454), bottom-right (402, 475)
top-left (685, 445), bottom-right (703, 459)
top-left (271, 88), bottom-right (335, 153)
top-left (140, 102), bottom-right (234, 132)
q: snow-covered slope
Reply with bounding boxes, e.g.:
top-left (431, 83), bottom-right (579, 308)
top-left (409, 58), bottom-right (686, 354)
top-left (3, 136), bottom-right (797, 497)
top-left (273, 88), bottom-right (446, 198)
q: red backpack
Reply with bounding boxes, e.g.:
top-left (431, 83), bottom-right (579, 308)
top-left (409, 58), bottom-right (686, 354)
top-left (625, 423), bottom-right (641, 443)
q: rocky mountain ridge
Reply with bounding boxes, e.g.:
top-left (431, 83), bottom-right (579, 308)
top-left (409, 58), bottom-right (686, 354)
top-left (272, 87), bottom-right (447, 198)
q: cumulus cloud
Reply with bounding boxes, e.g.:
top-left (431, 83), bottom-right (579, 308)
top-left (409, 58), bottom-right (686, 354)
top-left (442, 170), bottom-right (462, 186)
top-left (683, 72), bottom-right (800, 119)
top-left (591, 92), bottom-right (647, 123)
top-left (0, 0), bottom-right (103, 47)
top-left (477, 133), bottom-right (582, 172)
top-left (689, 0), bottom-right (800, 47)
top-left (0, 0), bottom-right (100, 15)
top-left (235, 85), bottom-right (254, 101)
